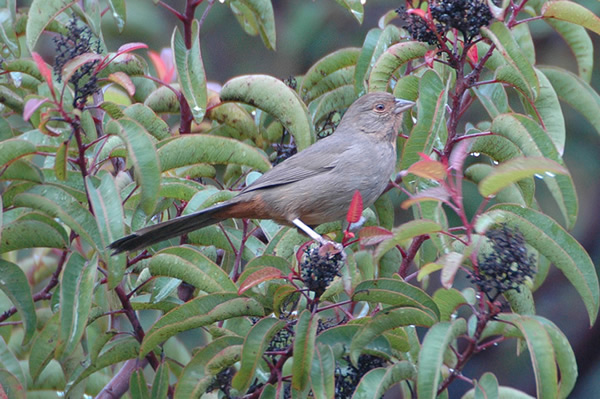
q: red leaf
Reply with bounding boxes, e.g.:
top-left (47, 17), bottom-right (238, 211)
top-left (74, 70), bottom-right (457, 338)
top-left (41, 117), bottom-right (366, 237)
top-left (23, 98), bottom-right (48, 121)
top-left (358, 226), bottom-right (393, 246)
top-left (401, 186), bottom-right (450, 210)
top-left (407, 159), bottom-right (448, 181)
top-left (418, 152), bottom-right (433, 161)
top-left (238, 267), bottom-right (283, 295)
top-left (424, 49), bottom-right (436, 68)
top-left (148, 49), bottom-right (176, 83)
top-left (467, 44), bottom-right (479, 65)
top-left (116, 42), bottom-right (149, 55)
top-left (108, 72), bottom-right (136, 96)
top-left (346, 190), bottom-right (363, 224)
top-left (32, 52), bottom-right (54, 95)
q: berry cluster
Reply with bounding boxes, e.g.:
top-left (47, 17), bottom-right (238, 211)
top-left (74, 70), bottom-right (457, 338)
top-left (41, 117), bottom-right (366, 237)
top-left (472, 224), bottom-right (536, 298)
top-left (300, 245), bottom-right (344, 296)
top-left (53, 18), bottom-right (102, 107)
top-left (397, 0), bottom-right (494, 45)
top-left (205, 367), bottom-right (234, 398)
top-left (335, 355), bottom-right (388, 398)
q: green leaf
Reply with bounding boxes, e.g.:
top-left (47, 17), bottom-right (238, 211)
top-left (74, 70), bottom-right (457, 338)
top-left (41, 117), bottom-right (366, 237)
top-left (150, 362), bottom-right (170, 399)
top-left (123, 104), bottom-right (170, 140)
top-left (308, 85), bottom-right (357, 125)
top-left (463, 386), bottom-right (535, 399)
top-left (400, 70), bottom-right (447, 170)
top-left (0, 138), bottom-right (36, 167)
top-left (544, 19), bottom-right (593, 82)
top-left (172, 19), bottom-right (207, 123)
top-left (107, 117), bottom-right (160, 215)
top-left (375, 219), bottom-right (442, 262)
top-left (350, 308), bottom-right (437, 365)
top-left (141, 294), bottom-right (263, 358)
top-left (0, 218), bottom-right (68, 253)
top-left (130, 369), bottom-right (150, 399)
top-left (317, 325), bottom-right (392, 358)
top-left (28, 313), bottom-right (59, 382)
top-left (300, 47), bottom-right (360, 104)
top-left (433, 289), bottom-right (467, 321)
top-left (292, 310), bottom-right (318, 391)
top-left (158, 134), bottom-right (271, 172)
top-left (417, 320), bottom-right (467, 399)
top-left (542, 1), bottom-right (600, 36)
top-left (491, 113), bottom-right (578, 229)
top-left (367, 41), bottom-right (428, 92)
top-left (351, 361), bottom-right (415, 399)
top-left (478, 156), bottom-right (567, 197)
top-left (207, 103), bottom-right (259, 140)
top-left (231, 317), bottom-right (286, 393)
top-left (486, 204), bottom-right (599, 325)
top-left (220, 74), bottom-right (315, 150)
top-left (86, 174), bottom-right (126, 289)
top-left (174, 336), bottom-right (244, 398)
top-left (107, 0), bottom-right (126, 32)
top-left (13, 184), bottom-right (102, 249)
top-left (229, 0), bottom-right (276, 50)
top-left (539, 66), bottom-right (600, 137)
top-left (334, 0), bottom-right (364, 24)
top-left (0, 159), bottom-right (44, 183)
top-left (354, 26), bottom-right (401, 96)
top-left (352, 278), bottom-right (440, 320)
top-left (149, 246), bottom-right (237, 293)
top-left (481, 22), bottom-right (539, 100)
top-left (0, 370), bottom-right (24, 399)
top-left (0, 259), bottom-right (37, 345)
top-left (0, 336), bottom-right (26, 388)
top-left (56, 252), bottom-right (97, 359)
top-left (473, 83), bottom-right (509, 118)
top-left (26, 0), bottom-right (77, 50)
top-left (310, 344), bottom-right (335, 399)
top-left (474, 372), bottom-right (499, 399)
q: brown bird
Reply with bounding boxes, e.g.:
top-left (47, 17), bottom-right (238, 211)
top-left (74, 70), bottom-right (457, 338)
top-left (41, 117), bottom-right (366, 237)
top-left (109, 92), bottom-right (414, 254)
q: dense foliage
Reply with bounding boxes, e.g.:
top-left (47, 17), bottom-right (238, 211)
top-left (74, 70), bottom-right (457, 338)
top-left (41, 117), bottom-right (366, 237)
top-left (0, 0), bottom-right (599, 398)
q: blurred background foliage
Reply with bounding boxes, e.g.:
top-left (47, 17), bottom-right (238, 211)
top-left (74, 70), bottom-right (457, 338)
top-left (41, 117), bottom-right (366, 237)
top-left (15, 0), bottom-right (600, 396)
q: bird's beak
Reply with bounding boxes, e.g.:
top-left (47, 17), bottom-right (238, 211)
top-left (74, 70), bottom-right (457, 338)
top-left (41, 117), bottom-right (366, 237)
top-left (394, 98), bottom-right (415, 114)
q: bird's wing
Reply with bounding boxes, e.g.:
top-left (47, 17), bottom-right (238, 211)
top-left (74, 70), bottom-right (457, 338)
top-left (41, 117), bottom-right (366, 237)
top-left (240, 135), bottom-right (350, 193)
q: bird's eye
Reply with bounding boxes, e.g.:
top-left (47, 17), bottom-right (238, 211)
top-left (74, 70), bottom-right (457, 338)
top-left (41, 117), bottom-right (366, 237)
top-left (375, 103), bottom-right (386, 112)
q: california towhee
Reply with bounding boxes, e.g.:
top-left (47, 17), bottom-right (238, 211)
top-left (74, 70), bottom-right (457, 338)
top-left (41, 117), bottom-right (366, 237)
top-left (109, 92), bottom-right (414, 254)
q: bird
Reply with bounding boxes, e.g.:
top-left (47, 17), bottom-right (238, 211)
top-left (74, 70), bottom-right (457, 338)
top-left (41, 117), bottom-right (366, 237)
top-left (109, 92), bottom-right (414, 254)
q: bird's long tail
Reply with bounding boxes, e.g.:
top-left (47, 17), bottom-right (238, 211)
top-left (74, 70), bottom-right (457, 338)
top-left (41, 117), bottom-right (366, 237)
top-left (108, 202), bottom-right (233, 254)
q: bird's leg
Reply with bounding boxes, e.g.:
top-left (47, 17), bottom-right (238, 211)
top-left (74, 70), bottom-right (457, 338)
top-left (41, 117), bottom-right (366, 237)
top-left (292, 218), bottom-right (345, 257)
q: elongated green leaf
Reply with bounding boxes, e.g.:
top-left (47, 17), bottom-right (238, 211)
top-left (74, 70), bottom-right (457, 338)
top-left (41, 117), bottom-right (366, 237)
top-left (368, 41), bottom-right (428, 92)
top-left (230, 0), bottom-right (276, 50)
top-left (545, 19), bottom-right (593, 82)
top-left (486, 204), bottom-right (599, 324)
top-left (375, 219), bottom-right (442, 262)
top-left (292, 310), bottom-right (318, 392)
top-left (491, 113), bottom-right (578, 229)
top-left (308, 85), bottom-right (357, 125)
top-left (433, 289), bottom-right (467, 321)
top-left (473, 83), bottom-right (509, 118)
top-left (542, 1), bottom-right (600, 35)
top-left (478, 157), bottom-right (567, 197)
top-left (174, 336), bottom-right (244, 398)
top-left (0, 259), bottom-right (36, 345)
top-left (107, 0), bottom-right (126, 32)
top-left (417, 320), bottom-right (467, 399)
top-left (86, 174), bottom-right (126, 289)
top-left (158, 134), bottom-right (271, 172)
top-left (26, 0), bottom-right (77, 50)
top-left (13, 184), bottom-right (102, 249)
top-left (400, 70), bottom-right (447, 170)
top-left (28, 313), bottom-right (59, 382)
top-left (352, 278), bottom-right (440, 319)
top-left (540, 66), bottom-right (600, 137)
top-left (107, 117), bottom-right (160, 215)
top-left (474, 372), bottom-right (499, 399)
top-left (0, 218), bottom-right (68, 253)
top-left (528, 69), bottom-right (565, 155)
top-left (354, 26), bottom-right (401, 96)
top-left (130, 369), bottom-right (150, 399)
top-left (300, 47), bottom-right (359, 102)
top-left (0, 336), bottom-right (25, 388)
top-left (220, 74), bottom-right (315, 150)
top-left (334, 0), bottom-right (364, 23)
top-left (350, 308), bottom-right (437, 365)
top-left (56, 253), bottom-right (97, 359)
top-left (462, 386), bottom-right (535, 399)
top-left (466, 164), bottom-right (528, 206)
top-left (310, 344), bottom-right (335, 399)
top-left (172, 19), bottom-right (206, 123)
top-left (0, 138), bottom-right (35, 166)
top-left (317, 325), bottom-right (392, 358)
top-left (124, 104), bottom-right (170, 140)
top-left (207, 102), bottom-right (258, 140)
top-left (0, 370), bottom-right (24, 399)
top-left (231, 317), bottom-right (286, 393)
top-left (351, 361), bottom-right (415, 399)
top-left (150, 362), bottom-right (169, 399)
top-left (149, 246), bottom-right (236, 293)
top-left (481, 22), bottom-right (539, 100)
top-left (0, 159), bottom-right (44, 183)
top-left (141, 294), bottom-right (263, 358)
